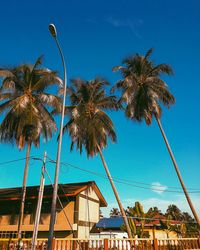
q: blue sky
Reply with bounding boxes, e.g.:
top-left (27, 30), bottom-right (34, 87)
top-left (0, 0), bottom-right (200, 217)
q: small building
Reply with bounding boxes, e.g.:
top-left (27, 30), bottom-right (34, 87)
top-left (91, 217), bottom-right (128, 239)
top-left (0, 181), bottom-right (107, 239)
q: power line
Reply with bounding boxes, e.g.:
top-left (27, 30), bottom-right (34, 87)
top-left (46, 157), bottom-right (200, 194)
top-left (47, 157), bottom-right (200, 192)
top-left (107, 215), bottom-right (198, 225)
top-left (117, 178), bottom-right (200, 191)
top-left (0, 156), bottom-right (38, 166)
top-left (1, 155), bottom-right (199, 192)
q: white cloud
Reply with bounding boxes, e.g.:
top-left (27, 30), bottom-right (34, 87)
top-left (105, 17), bottom-right (143, 38)
top-left (151, 182), bottom-right (168, 195)
top-left (85, 16), bottom-right (143, 38)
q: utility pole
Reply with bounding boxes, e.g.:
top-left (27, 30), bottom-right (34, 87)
top-left (31, 152), bottom-right (47, 250)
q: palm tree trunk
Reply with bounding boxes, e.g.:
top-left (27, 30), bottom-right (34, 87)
top-left (155, 115), bottom-right (200, 226)
top-left (141, 221), bottom-right (145, 238)
top-left (17, 142), bottom-right (31, 239)
top-left (97, 144), bottom-right (133, 238)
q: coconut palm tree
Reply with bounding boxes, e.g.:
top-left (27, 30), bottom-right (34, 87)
top-left (182, 212), bottom-right (195, 223)
top-left (63, 78), bottom-right (133, 238)
top-left (0, 56), bottom-right (62, 238)
top-left (147, 207), bottom-right (163, 217)
top-left (110, 208), bottom-right (121, 217)
top-left (112, 48), bottom-right (200, 226)
top-left (126, 202), bottom-right (147, 237)
top-left (166, 204), bottom-right (183, 221)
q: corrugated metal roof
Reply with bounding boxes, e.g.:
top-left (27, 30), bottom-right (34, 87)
top-left (96, 217), bottom-right (124, 228)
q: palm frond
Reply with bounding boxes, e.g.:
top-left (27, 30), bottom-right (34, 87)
top-left (1, 78), bottom-right (16, 91)
top-left (0, 69), bottom-right (14, 78)
top-left (149, 64), bottom-right (173, 76)
top-left (112, 66), bottom-right (124, 72)
top-left (32, 72), bottom-right (62, 92)
top-left (32, 56), bottom-right (43, 71)
top-left (144, 48), bottom-right (154, 60)
top-left (37, 93), bottom-right (62, 110)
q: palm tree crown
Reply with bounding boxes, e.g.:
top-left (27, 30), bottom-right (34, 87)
top-left (110, 208), bottom-right (121, 217)
top-left (0, 56), bottom-right (62, 149)
top-left (64, 78), bottom-right (118, 156)
top-left (112, 48), bottom-right (175, 124)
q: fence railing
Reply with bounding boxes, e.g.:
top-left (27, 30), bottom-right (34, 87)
top-left (0, 237), bottom-right (200, 250)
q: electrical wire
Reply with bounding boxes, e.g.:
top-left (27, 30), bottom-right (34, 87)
top-left (110, 215), bottom-right (199, 225)
top-left (46, 157), bottom-right (200, 194)
top-left (0, 156), bottom-right (199, 192)
top-left (47, 157), bottom-right (200, 192)
top-left (0, 156), bottom-right (38, 166)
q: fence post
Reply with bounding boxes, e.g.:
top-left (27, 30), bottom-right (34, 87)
top-left (153, 238), bottom-right (158, 250)
top-left (10, 241), bottom-right (15, 250)
top-left (104, 239), bottom-right (108, 250)
top-left (198, 237), bottom-right (200, 249)
top-left (52, 238), bottom-right (56, 250)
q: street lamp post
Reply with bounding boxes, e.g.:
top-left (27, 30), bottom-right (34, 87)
top-left (47, 24), bottom-right (67, 249)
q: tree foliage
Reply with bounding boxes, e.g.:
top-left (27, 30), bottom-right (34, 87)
top-left (112, 48), bottom-right (175, 124)
top-left (0, 56), bottom-right (62, 148)
top-left (63, 78), bottom-right (118, 156)
top-left (113, 202), bottom-right (199, 238)
top-left (110, 208), bottom-right (121, 217)
top-left (166, 204), bottom-right (183, 221)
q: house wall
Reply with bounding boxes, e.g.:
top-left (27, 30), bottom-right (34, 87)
top-left (150, 229), bottom-right (178, 238)
top-left (0, 199), bottom-right (75, 238)
top-left (56, 200), bottom-right (75, 230)
top-left (0, 215), bottom-right (10, 225)
top-left (77, 187), bottom-right (100, 238)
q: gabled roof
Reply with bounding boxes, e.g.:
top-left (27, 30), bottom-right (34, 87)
top-left (0, 181), bottom-right (107, 207)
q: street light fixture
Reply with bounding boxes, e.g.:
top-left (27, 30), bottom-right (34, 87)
top-left (47, 23), bottom-right (67, 250)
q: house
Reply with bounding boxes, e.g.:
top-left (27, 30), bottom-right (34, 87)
top-left (0, 181), bottom-right (107, 239)
top-left (91, 217), bottom-right (128, 239)
top-left (93, 216), bottom-right (180, 239)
